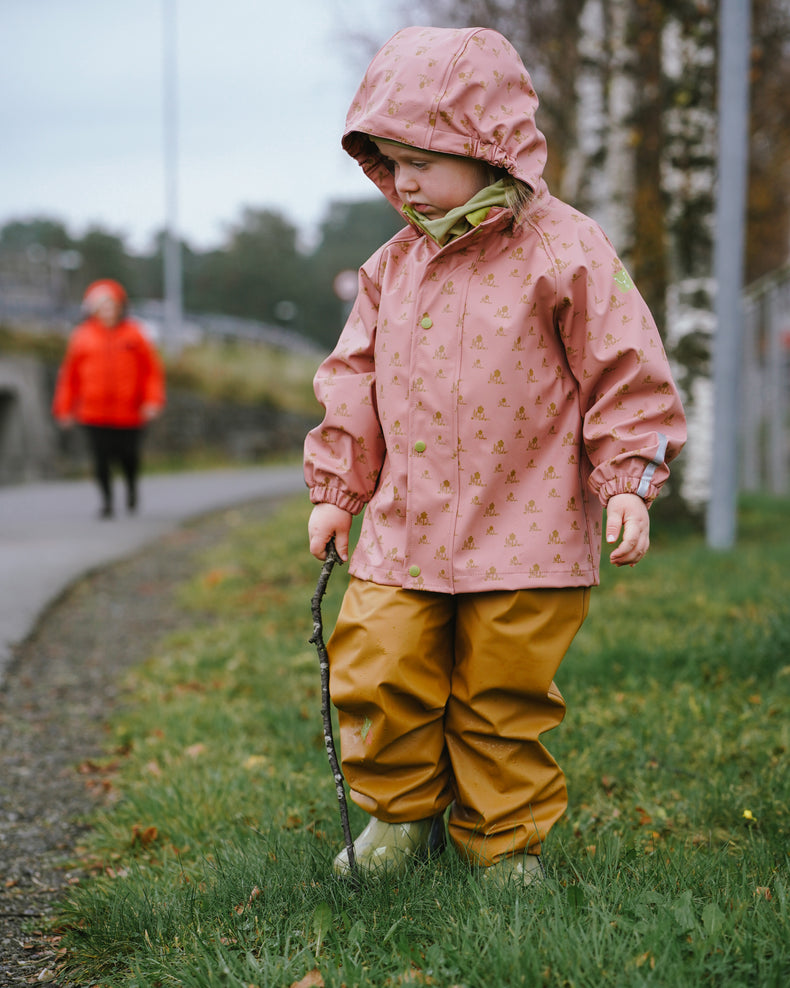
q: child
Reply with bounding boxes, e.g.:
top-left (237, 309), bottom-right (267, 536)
top-left (304, 26), bottom-right (686, 884)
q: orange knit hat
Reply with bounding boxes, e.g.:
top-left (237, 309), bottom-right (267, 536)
top-left (82, 279), bottom-right (128, 313)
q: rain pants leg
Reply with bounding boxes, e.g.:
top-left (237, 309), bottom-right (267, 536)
top-left (328, 576), bottom-right (590, 866)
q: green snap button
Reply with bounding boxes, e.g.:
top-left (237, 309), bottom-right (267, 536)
top-left (408, 565), bottom-right (421, 577)
top-left (420, 316), bottom-right (433, 329)
top-left (414, 440), bottom-right (427, 452)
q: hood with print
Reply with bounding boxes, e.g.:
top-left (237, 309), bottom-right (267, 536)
top-left (342, 25), bottom-right (548, 212)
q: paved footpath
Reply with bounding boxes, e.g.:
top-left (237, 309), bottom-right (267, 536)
top-left (0, 464), bottom-right (305, 681)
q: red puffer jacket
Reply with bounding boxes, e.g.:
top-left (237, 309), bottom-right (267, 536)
top-left (52, 316), bottom-right (165, 428)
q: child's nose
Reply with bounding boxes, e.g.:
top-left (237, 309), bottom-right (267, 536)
top-left (395, 168), bottom-right (419, 195)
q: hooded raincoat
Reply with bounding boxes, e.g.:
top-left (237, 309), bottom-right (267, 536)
top-left (304, 26), bottom-right (686, 594)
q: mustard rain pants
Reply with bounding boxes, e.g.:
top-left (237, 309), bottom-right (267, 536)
top-left (328, 577), bottom-right (590, 867)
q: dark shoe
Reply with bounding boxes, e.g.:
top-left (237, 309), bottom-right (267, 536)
top-left (333, 813), bottom-right (446, 877)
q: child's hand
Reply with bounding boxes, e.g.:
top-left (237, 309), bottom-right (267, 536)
top-left (308, 503), bottom-right (353, 562)
top-left (606, 493), bottom-right (650, 567)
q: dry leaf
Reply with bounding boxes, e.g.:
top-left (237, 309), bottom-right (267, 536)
top-left (244, 755), bottom-right (267, 769)
top-left (131, 824), bottom-right (159, 847)
top-left (289, 971), bottom-right (325, 988)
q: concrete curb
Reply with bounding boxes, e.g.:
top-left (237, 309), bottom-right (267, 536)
top-left (0, 464), bottom-right (305, 682)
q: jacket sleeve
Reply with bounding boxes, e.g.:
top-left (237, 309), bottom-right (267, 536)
top-left (555, 222), bottom-right (687, 506)
top-left (51, 334), bottom-right (81, 421)
top-left (137, 330), bottom-right (166, 410)
top-left (303, 257), bottom-right (387, 514)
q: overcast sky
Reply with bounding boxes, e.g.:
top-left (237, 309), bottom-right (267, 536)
top-left (1, 0), bottom-right (408, 251)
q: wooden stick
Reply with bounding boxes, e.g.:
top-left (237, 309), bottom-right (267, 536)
top-left (309, 538), bottom-right (357, 880)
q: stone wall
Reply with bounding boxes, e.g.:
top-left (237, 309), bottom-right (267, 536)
top-left (145, 387), bottom-right (317, 463)
top-left (0, 357), bottom-right (59, 483)
top-left (0, 357), bottom-right (317, 484)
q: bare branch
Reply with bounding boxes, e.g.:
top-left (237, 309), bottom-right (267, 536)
top-left (309, 537), bottom-right (358, 883)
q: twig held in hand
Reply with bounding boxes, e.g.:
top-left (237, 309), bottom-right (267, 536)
top-left (309, 537), bottom-right (357, 880)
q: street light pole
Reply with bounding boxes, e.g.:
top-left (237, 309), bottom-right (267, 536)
top-left (706, 0), bottom-right (751, 549)
top-left (162, 0), bottom-right (183, 352)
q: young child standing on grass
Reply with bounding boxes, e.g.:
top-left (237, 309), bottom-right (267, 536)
top-left (304, 25), bottom-right (686, 884)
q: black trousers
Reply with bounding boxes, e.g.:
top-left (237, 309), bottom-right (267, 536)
top-left (83, 425), bottom-right (144, 513)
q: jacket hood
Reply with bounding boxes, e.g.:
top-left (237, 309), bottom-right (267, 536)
top-left (342, 26), bottom-right (548, 212)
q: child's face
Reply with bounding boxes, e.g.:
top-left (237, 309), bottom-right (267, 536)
top-left (372, 139), bottom-right (490, 219)
top-left (94, 296), bottom-right (123, 327)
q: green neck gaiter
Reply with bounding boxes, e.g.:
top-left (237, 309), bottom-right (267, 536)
top-left (402, 179), bottom-right (510, 245)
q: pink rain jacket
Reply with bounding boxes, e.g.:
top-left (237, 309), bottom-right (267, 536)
top-left (304, 26), bottom-right (686, 593)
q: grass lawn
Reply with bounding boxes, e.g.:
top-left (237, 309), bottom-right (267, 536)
top-left (54, 494), bottom-right (790, 987)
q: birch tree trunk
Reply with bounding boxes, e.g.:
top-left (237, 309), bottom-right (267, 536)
top-left (404, 0), bottom-right (789, 515)
top-left (661, 2), bottom-right (717, 512)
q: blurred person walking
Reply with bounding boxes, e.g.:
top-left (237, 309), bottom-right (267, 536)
top-left (52, 279), bottom-right (165, 518)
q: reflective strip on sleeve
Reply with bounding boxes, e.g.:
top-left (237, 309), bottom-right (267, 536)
top-left (636, 433), bottom-right (669, 499)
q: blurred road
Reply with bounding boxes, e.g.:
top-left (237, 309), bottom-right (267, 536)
top-left (0, 464), bottom-right (305, 681)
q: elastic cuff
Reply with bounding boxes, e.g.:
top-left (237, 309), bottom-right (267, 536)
top-left (598, 480), bottom-right (655, 507)
top-left (309, 486), bottom-right (366, 514)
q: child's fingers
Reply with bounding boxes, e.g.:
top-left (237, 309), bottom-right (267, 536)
top-left (605, 494), bottom-right (650, 566)
top-left (609, 518), bottom-right (650, 566)
top-left (308, 532), bottom-right (329, 560)
top-left (308, 505), bottom-right (352, 562)
top-left (333, 530), bottom-right (350, 562)
top-left (308, 521), bottom-right (334, 560)
top-left (605, 506), bottom-right (625, 546)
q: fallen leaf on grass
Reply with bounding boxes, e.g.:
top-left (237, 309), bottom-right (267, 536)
top-left (203, 567), bottom-right (235, 587)
top-left (395, 964), bottom-right (435, 984)
top-left (78, 759), bottom-right (119, 775)
top-left (290, 971), bottom-right (325, 988)
top-left (755, 886), bottom-right (772, 900)
top-left (233, 886), bottom-right (262, 914)
top-left (131, 824), bottom-right (159, 847)
top-left (105, 866), bottom-right (129, 879)
top-left (244, 754), bottom-right (268, 769)
top-left (635, 806), bottom-right (653, 826)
